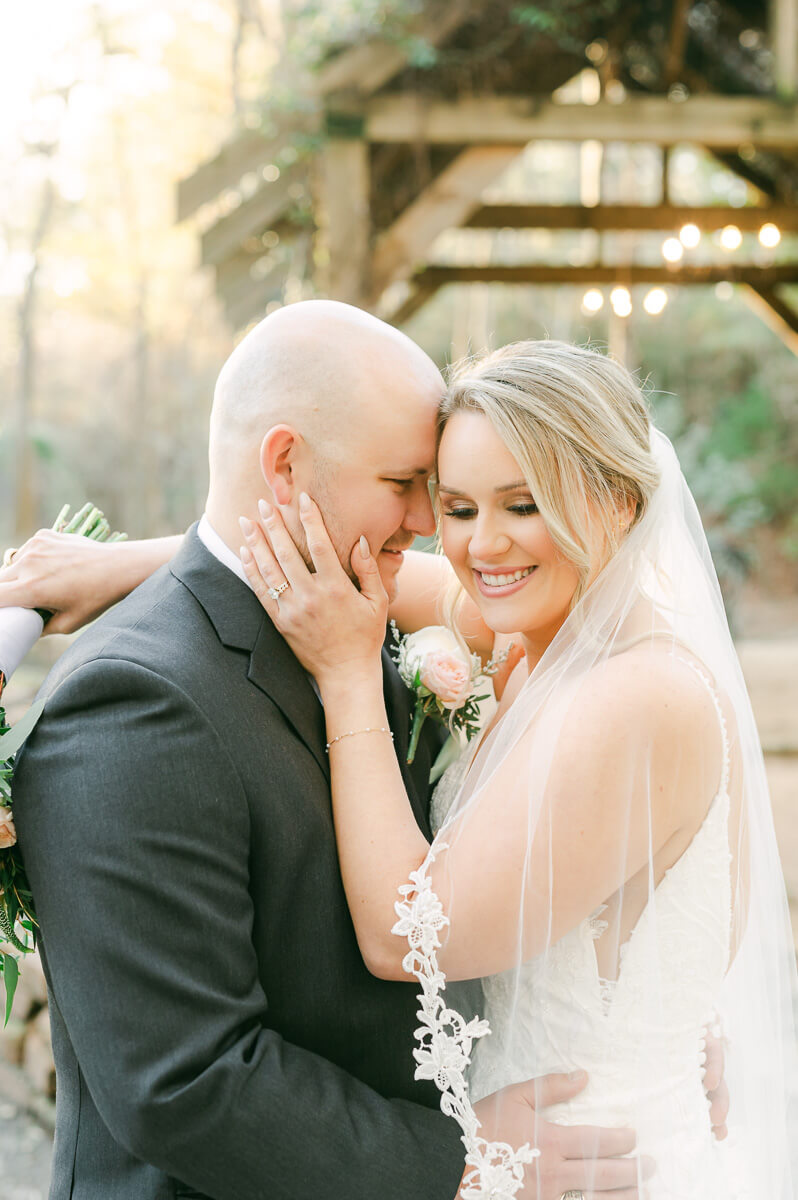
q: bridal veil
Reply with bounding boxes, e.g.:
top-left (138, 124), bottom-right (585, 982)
top-left (396, 417), bottom-right (798, 1198)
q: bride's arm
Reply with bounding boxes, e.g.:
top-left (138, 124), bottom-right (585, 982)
top-left (318, 653), bottom-right (716, 982)
top-left (241, 501), bottom-right (718, 983)
top-left (0, 532), bottom-right (182, 635)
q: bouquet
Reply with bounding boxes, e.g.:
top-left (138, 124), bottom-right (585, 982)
top-left (391, 623), bottom-right (508, 765)
top-left (0, 503), bottom-right (126, 1022)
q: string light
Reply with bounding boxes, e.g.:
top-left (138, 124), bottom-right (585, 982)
top-left (610, 286), bottom-right (632, 317)
top-left (759, 223), bottom-right (781, 248)
top-left (643, 288), bottom-right (668, 315)
top-left (720, 225), bottom-right (742, 251)
top-left (581, 288), bottom-right (604, 313)
top-left (662, 237), bottom-right (684, 263)
top-left (679, 223), bottom-right (701, 248)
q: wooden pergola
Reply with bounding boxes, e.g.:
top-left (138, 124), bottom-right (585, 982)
top-left (177, 0), bottom-right (798, 352)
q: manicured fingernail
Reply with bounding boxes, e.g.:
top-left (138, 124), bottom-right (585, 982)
top-left (258, 498), bottom-right (273, 521)
top-left (567, 1070), bottom-right (586, 1082)
top-left (359, 535), bottom-right (369, 558)
top-left (239, 516), bottom-right (255, 539)
top-left (240, 545), bottom-right (252, 564)
top-left (299, 491), bottom-right (311, 513)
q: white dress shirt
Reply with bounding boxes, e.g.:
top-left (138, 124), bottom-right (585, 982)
top-left (197, 514), bottom-right (252, 589)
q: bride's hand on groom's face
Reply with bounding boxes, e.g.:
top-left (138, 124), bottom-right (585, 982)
top-left (468, 1071), bottom-right (654, 1200)
top-left (239, 494), bottom-right (388, 684)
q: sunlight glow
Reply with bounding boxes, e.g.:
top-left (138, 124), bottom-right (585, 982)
top-left (581, 288), bottom-right (604, 313)
top-left (662, 237), bottom-right (684, 263)
top-left (643, 288), bottom-right (668, 315)
top-left (679, 223), bottom-right (701, 248)
top-left (610, 286), bottom-right (632, 317)
top-left (759, 223), bottom-right (781, 248)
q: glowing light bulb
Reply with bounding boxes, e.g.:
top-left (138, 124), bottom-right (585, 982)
top-left (720, 225), bottom-right (742, 251)
top-left (582, 288), bottom-right (604, 313)
top-left (679, 223), bottom-right (701, 249)
top-left (610, 286), bottom-right (632, 317)
top-left (759, 222), bottom-right (781, 248)
top-left (662, 237), bottom-right (684, 263)
top-left (643, 288), bottom-right (668, 315)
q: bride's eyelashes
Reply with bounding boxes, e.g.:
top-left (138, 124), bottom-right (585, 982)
top-left (441, 502), bottom-right (539, 520)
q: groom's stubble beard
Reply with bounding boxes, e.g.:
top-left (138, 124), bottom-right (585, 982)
top-left (293, 459), bottom-right (361, 589)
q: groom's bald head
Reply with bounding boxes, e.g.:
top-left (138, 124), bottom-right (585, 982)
top-left (205, 300), bottom-right (443, 595)
top-left (208, 300), bottom-right (441, 479)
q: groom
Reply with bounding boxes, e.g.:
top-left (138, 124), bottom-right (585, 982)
top-left (13, 302), bottom-right (650, 1199)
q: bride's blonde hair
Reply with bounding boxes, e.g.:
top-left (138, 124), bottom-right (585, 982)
top-left (437, 340), bottom-right (661, 607)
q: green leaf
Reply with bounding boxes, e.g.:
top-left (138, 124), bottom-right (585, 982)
top-left (1, 954), bottom-right (18, 1027)
top-left (0, 698), bottom-right (46, 761)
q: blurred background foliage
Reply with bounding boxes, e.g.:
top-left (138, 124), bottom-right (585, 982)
top-left (0, 0), bottom-right (796, 633)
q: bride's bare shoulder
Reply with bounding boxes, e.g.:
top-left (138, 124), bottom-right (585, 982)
top-left (570, 646), bottom-right (722, 751)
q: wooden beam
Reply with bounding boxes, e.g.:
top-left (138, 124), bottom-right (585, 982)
top-left (411, 263), bottom-right (798, 286)
top-left (771, 0), bottom-right (798, 98)
top-left (222, 263), bottom-right (288, 331)
top-left (366, 95), bottom-right (798, 148)
top-left (314, 139), bottom-right (370, 304)
top-left (316, 0), bottom-right (473, 97)
top-left (664, 0), bottom-right (692, 86)
top-left (464, 203), bottom-right (798, 231)
top-left (177, 124), bottom-right (313, 222)
top-left (215, 248), bottom-right (286, 310)
top-left (743, 284), bottom-right (798, 353)
top-left (199, 165), bottom-right (307, 266)
top-left (382, 281), bottom-right (440, 326)
top-left (371, 147), bottom-right (521, 300)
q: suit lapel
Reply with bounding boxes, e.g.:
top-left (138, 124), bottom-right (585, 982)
top-left (247, 618), bottom-right (330, 781)
top-left (381, 641), bottom-right (437, 840)
top-left (171, 526), bottom-right (329, 781)
top-left (172, 527), bottom-right (439, 826)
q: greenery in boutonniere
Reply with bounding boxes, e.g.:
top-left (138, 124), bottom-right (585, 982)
top-left (390, 623), bottom-right (510, 765)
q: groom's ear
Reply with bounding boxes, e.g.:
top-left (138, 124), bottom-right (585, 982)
top-left (259, 425), bottom-right (302, 505)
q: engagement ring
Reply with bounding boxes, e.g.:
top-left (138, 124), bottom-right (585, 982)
top-left (2, 547), bottom-right (18, 568)
top-left (267, 581), bottom-right (290, 600)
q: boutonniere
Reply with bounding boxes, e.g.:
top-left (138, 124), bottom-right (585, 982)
top-left (390, 623), bottom-right (509, 763)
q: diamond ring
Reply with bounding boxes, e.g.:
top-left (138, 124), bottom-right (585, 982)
top-left (267, 581), bottom-right (290, 601)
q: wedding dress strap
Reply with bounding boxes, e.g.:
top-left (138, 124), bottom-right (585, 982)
top-left (675, 656), bottom-right (731, 797)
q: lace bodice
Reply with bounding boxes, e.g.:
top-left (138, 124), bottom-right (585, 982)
top-left (416, 660), bottom-right (751, 1199)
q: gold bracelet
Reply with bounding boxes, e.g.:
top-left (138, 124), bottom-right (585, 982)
top-left (325, 726), bottom-right (394, 753)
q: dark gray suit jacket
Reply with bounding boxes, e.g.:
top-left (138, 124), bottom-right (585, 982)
top-left (14, 528), bottom-right (464, 1200)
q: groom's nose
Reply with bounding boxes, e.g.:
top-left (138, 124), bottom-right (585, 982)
top-left (403, 479), bottom-right (436, 538)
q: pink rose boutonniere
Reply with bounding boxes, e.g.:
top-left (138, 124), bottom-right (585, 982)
top-left (391, 623), bottom-right (508, 764)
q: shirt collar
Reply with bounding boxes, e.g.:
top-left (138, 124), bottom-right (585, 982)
top-left (197, 514), bottom-right (322, 704)
top-left (197, 514), bottom-right (252, 589)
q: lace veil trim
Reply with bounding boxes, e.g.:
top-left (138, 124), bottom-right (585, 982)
top-left (392, 848), bottom-right (539, 1199)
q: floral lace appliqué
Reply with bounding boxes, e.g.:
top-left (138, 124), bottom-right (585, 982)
top-left (393, 848), bottom-right (539, 1199)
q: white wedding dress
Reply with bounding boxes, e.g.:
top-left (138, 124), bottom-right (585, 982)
top-left (428, 660), bottom-right (752, 1199)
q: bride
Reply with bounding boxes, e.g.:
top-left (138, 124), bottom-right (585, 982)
top-left (233, 339), bottom-right (797, 1198)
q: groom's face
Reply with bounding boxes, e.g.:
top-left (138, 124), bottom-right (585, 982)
top-left (294, 388), bottom-right (440, 603)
